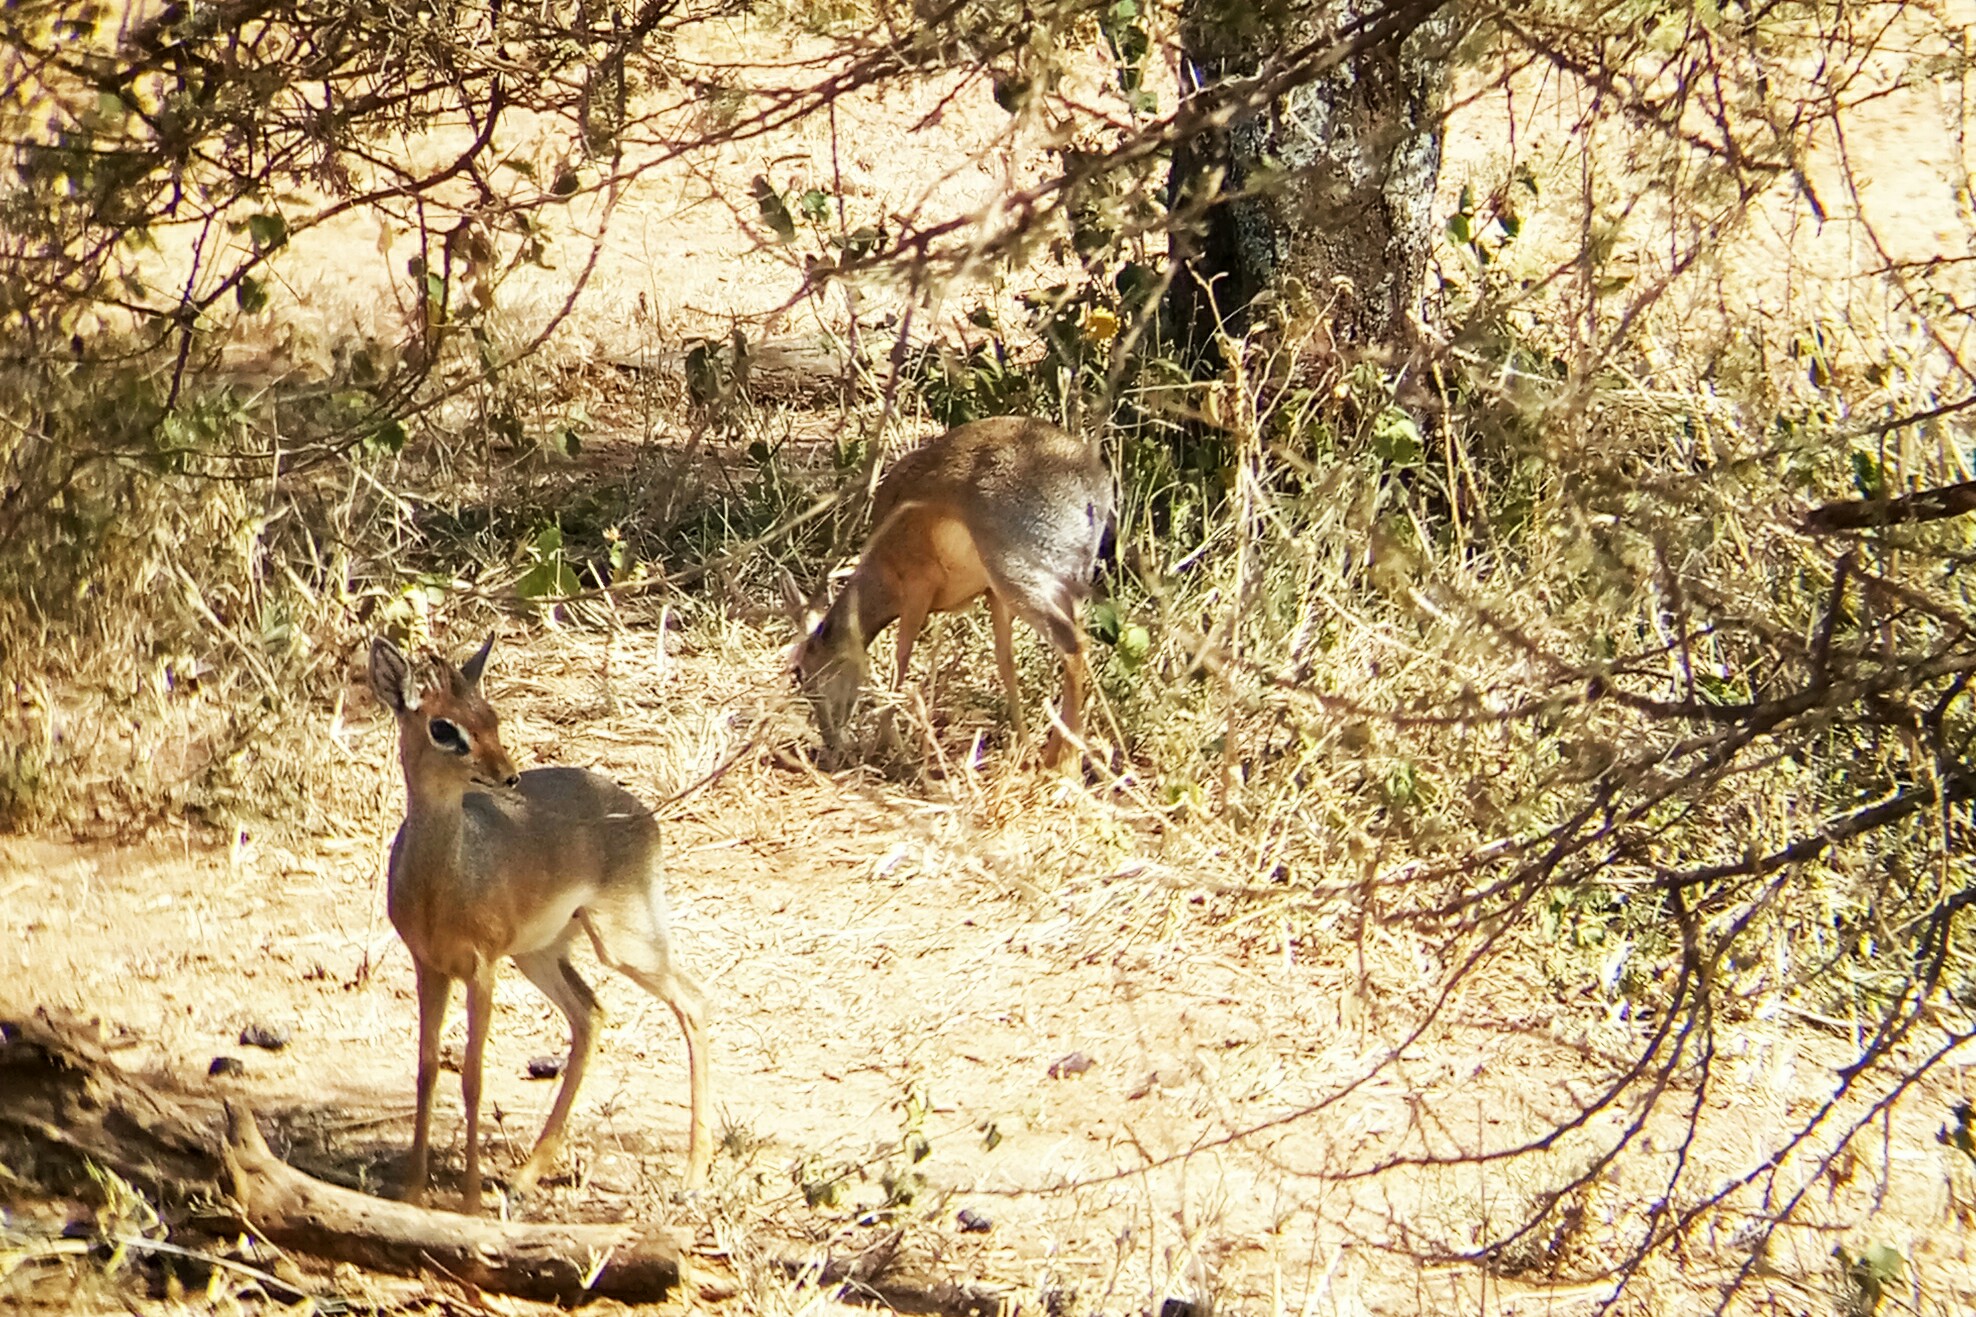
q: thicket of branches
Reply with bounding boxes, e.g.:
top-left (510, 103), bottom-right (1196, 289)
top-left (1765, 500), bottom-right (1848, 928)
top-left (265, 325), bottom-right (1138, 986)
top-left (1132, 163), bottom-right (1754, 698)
top-left (4, 0), bottom-right (1976, 1310)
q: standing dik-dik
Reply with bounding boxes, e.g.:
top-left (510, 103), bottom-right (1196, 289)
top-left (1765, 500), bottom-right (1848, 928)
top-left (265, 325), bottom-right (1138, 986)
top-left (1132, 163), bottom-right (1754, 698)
top-left (784, 416), bottom-right (1113, 767)
top-left (367, 636), bottom-right (711, 1213)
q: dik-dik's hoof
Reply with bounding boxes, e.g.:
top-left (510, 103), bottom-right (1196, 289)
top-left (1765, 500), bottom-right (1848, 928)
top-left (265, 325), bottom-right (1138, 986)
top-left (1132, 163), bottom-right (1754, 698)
top-left (1040, 733), bottom-right (1080, 771)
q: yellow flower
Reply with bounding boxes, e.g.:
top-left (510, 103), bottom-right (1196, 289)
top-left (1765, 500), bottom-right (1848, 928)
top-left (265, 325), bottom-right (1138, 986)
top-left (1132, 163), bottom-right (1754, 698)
top-left (1082, 306), bottom-right (1120, 344)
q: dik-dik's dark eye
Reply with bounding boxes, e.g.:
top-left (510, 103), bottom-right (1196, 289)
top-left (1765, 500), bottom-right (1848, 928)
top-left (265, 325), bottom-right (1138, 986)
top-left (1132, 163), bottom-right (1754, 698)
top-left (427, 718), bottom-right (469, 755)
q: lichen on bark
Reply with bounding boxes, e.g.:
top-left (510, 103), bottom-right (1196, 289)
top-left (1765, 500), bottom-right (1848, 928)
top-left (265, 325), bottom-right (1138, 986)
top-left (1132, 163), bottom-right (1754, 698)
top-left (1167, 0), bottom-right (1456, 358)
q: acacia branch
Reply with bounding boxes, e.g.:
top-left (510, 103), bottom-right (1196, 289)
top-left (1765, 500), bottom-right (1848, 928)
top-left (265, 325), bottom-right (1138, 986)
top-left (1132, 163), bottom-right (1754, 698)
top-left (1802, 479), bottom-right (1976, 533)
top-left (1656, 770), bottom-right (1976, 889)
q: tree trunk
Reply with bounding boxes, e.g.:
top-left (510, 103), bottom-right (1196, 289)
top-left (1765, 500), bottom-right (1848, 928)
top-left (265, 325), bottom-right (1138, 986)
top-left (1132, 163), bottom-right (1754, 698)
top-left (1167, 0), bottom-right (1457, 361)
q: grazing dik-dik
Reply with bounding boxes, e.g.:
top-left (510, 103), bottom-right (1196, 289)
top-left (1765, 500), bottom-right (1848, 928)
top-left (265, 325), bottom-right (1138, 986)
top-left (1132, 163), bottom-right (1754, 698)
top-left (367, 635), bottom-right (710, 1213)
top-left (784, 415), bottom-right (1114, 767)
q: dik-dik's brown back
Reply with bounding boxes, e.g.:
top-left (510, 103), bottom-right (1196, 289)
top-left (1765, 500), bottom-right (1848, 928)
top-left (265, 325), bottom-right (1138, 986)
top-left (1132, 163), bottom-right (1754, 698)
top-left (783, 416), bottom-right (1113, 767)
top-left (368, 635), bottom-right (711, 1213)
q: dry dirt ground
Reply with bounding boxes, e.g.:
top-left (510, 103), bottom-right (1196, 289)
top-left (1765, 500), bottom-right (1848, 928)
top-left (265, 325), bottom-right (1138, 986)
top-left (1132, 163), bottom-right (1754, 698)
top-left (10, 8), bottom-right (1976, 1316)
top-left (5, 626), bottom-right (1976, 1316)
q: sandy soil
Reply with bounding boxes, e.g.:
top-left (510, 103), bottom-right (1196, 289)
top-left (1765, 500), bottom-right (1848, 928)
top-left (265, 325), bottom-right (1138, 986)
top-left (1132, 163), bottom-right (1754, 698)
top-left (6, 624), bottom-right (1975, 1315)
top-left (11, 8), bottom-right (1976, 1316)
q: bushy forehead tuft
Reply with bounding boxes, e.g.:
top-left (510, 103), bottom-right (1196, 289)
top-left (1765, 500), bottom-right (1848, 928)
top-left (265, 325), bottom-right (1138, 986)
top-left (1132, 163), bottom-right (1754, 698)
top-left (414, 661), bottom-right (499, 726)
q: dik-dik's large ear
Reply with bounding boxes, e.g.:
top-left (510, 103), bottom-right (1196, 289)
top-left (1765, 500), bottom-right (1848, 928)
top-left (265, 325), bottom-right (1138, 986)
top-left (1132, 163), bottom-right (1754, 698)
top-left (368, 637), bottom-right (415, 714)
top-left (777, 570), bottom-right (821, 630)
top-left (458, 633), bottom-right (495, 688)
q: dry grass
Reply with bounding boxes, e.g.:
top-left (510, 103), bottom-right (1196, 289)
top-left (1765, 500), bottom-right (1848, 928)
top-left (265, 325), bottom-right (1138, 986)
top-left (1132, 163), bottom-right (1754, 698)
top-left (8, 618), bottom-right (1973, 1315)
top-left (8, 4), bottom-right (1976, 1316)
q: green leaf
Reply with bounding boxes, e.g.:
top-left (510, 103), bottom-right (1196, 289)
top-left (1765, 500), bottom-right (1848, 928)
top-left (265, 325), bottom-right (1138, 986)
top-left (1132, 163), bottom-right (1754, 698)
top-left (235, 275), bottom-right (268, 314)
top-left (245, 212), bottom-right (288, 252)
top-left (1446, 212), bottom-right (1472, 245)
top-left (1088, 597), bottom-right (1122, 644)
top-left (1384, 761), bottom-right (1421, 808)
top-left (1116, 623), bottom-right (1150, 673)
top-left (365, 420), bottom-right (407, 455)
top-left (1843, 1242), bottom-right (1904, 1310)
top-left (516, 524), bottom-right (580, 601)
top-left (799, 188), bottom-right (830, 223)
top-left (1851, 449), bottom-right (1884, 499)
top-left (752, 175), bottom-right (796, 243)
top-left (1856, 1243), bottom-right (1904, 1285)
top-left (1371, 406), bottom-right (1424, 466)
top-left (1116, 260), bottom-right (1159, 309)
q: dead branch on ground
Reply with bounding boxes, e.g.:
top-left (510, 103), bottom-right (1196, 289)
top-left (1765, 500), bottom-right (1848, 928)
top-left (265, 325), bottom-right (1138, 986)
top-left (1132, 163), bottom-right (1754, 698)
top-left (0, 1005), bottom-right (1008, 1313)
top-left (0, 1006), bottom-right (688, 1303)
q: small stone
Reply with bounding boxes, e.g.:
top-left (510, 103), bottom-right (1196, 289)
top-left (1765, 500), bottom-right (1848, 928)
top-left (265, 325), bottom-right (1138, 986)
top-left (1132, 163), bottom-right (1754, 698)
top-left (1160, 1300), bottom-right (1198, 1317)
top-left (238, 1024), bottom-right (291, 1051)
top-left (525, 1055), bottom-right (564, 1080)
top-left (208, 1056), bottom-right (246, 1078)
top-left (956, 1207), bottom-right (993, 1234)
top-left (1046, 1051), bottom-right (1093, 1079)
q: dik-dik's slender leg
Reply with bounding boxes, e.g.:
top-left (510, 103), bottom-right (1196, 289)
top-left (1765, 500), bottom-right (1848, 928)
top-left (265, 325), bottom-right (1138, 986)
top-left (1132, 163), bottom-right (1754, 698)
top-left (508, 948), bottom-right (603, 1196)
top-left (636, 964), bottom-right (712, 1188)
top-left (459, 972), bottom-right (495, 1213)
top-left (1033, 596), bottom-right (1089, 769)
top-left (882, 585), bottom-right (934, 756)
top-left (1044, 647), bottom-right (1091, 768)
top-left (987, 592), bottom-right (1026, 747)
top-left (404, 962), bottom-right (452, 1206)
top-left (893, 589), bottom-right (932, 691)
top-left (580, 908), bottom-right (713, 1189)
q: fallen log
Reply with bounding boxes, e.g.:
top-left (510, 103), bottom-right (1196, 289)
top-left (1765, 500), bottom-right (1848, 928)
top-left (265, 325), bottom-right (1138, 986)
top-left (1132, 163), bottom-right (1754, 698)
top-left (1, 1005), bottom-right (1007, 1314)
top-left (0, 1007), bottom-right (228, 1195)
top-left (219, 1104), bottom-right (688, 1303)
top-left (0, 1007), bottom-right (689, 1303)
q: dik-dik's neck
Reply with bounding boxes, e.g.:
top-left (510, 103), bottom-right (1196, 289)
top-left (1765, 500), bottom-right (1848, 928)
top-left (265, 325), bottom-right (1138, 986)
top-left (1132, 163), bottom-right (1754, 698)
top-left (397, 737), bottom-right (471, 880)
top-left (398, 788), bottom-right (467, 879)
top-left (825, 573), bottom-right (899, 654)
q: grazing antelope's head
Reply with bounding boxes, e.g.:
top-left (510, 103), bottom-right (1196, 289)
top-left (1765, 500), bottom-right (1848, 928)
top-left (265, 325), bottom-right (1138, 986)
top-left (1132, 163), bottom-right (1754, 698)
top-left (368, 635), bottom-right (521, 790)
top-left (779, 573), bottom-right (868, 754)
